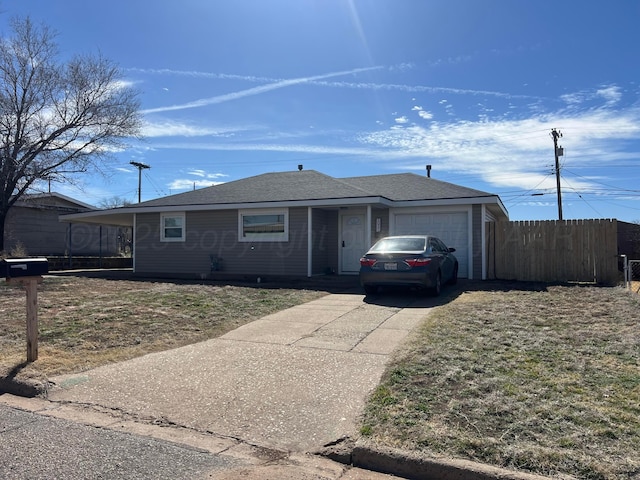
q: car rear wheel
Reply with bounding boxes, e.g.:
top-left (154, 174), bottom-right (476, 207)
top-left (431, 271), bottom-right (442, 296)
top-left (363, 285), bottom-right (377, 295)
top-left (450, 264), bottom-right (458, 285)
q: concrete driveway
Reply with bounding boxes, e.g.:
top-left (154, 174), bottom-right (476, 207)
top-left (47, 291), bottom-right (436, 454)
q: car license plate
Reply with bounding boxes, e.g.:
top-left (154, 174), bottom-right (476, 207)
top-left (384, 263), bottom-right (397, 270)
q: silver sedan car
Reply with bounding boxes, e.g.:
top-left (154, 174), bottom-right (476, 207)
top-left (359, 235), bottom-right (458, 296)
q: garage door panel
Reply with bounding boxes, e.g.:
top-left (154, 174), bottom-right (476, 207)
top-left (395, 215), bottom-right (414, 232)
top-left (394, 212), bottom-right (469, 278)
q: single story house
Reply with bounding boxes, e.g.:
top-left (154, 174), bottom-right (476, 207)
top-left (61, 169), bottom-right (508, 280)
top-left (5, 192), bottom-right (129, 257)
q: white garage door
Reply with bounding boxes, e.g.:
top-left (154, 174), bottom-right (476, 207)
top-left (394, 212), bottom-right (469, 278)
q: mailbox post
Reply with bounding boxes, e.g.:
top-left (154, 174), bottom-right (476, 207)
top-left (2, 258), bottom-right (48, 362)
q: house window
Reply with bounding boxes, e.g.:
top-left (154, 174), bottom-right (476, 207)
top-left (160, 212), bottom-right (185, 242)
top-left (239, 209), bottom-right (288, 242)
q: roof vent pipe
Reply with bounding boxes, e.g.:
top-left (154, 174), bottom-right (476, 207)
top-left (298, 164), bottom-right (303, 171)
top-left (426, 164), bottom-right (432, 178)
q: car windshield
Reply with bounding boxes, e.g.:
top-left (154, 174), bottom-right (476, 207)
top-left (370, 237), bottom-right (426, 252)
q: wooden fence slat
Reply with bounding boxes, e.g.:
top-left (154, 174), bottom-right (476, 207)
top-left (487, 219), bottom-right (618, 285)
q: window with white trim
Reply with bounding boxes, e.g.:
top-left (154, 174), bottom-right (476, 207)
top-left (239, 209), bottom-right (288, 242)
top-left (160, 212), bottom-right (186, 242)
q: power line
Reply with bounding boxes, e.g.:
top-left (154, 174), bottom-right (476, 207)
top-left (562, 167), bottom-right (640, 193)
top-left (142, 170), bottom-right (168, 198)
top-left (562, 177), bottom-right (602, 217)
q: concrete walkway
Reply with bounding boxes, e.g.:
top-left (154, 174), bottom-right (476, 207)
top-left (47, 292), bottom-right (435, 454)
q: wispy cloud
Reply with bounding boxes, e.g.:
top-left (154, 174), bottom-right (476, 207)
top-left (312, 79), bottom-right (534, 100)
top-left (163, 170), bottom-right (229, 192)
top-left (149, 141), bottom-right (384, 157)
top-left (133, 66), bottom-right (537, 103)
top-left (411, 105), bottom-right (434, 120)
top-left (561, 84), bottom-right (623, 108)
top-left (168, 178), bottom-right (225, 190)
top-left (143, 102), bottom-right (640, 195)
top-left (596, 85), bottom-right (622, 106)
top-left (187, 169), bottom-right (228, 180)
top-left (132, 71), bottom-right (639, 198)
top-left (359, 105), bottom-right (640, 190)
top-left (142, 120), bottom-right (250, 138)
top-left (388, 62), bottom-right (416, 72)
top-left (141, 66), bottom-right (383, 114)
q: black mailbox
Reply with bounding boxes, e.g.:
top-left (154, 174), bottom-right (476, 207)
top-left (2, 258), bottom-right (49, 279)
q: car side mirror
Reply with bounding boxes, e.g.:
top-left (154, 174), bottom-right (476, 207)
top-left (448, 247), bottom-right (456, 253)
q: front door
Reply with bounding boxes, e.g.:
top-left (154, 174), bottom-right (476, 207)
top-left (341, 213), bottom-right (366, 273)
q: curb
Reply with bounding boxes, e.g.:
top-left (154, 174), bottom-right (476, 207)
top-left (2, 387), bottom-right (552, 480)
top-left (318, 438), bottom-right (550, 480)
top-left (0, 377), bottom-right (47, 398)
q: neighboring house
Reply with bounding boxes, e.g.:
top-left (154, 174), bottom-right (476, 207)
top-left (618, 220), bottom-right (640, 260)
top-left (62, 170), bottom-right (509, 280)
top-left (4, 192), bottom-right (128, 256)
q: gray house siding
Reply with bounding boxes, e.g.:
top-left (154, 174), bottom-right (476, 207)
top-left (6, 202), bottom-right (122, 256)
top-left (6, 205), bottom-right (72, 255)
top-left (135, 211), bottom-right (201, 276)
top-left (135, 207), bottom-right (311, 278)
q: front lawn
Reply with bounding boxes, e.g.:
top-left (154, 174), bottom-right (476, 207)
top-left (0, 275), bottom-right (326, 382)
top-left (361, 283), bottom-right (640, 479)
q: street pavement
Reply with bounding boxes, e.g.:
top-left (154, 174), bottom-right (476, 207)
top-left (0, 402), bottom-right (244, 480)
top-left (1, 291), bottom-right (435, 479)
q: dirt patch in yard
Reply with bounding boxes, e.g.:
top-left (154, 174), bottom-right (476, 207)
top-left (1, 274), bottom-right (328, 388)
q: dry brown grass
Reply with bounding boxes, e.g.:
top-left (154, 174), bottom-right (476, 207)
top-left (1, 274), bottom-right (326, 383)
top-left (361, 282), bottom-right (640, 480)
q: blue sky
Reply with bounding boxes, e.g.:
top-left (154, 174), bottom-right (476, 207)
top-left (3, 0), bottom-right (640, 221)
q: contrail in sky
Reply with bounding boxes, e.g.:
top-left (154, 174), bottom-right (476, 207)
top-left (142, 66), bottom-right (382, 114)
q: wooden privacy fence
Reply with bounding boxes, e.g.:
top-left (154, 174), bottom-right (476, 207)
top-left (486, 219), bottom-right (618, 285)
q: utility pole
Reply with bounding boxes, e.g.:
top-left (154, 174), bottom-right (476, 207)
top-left (551, 128), bottom-right (563, 221)
top-left (130, 161), bottom-right (150, 203)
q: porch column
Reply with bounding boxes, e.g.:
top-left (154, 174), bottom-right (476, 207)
top-left (307, 207), bottom-right (313, 277)
top-left (481, 204), bottom-right (487, 280)
top-left (132, 213), bottom-right (137, 274)
top-left (366, 205), bottom-right (372, 250)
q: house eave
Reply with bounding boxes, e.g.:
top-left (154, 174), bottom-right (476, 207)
top-left (59, 210), bottom-right (136, 226)
top-left (59, 196), bottom-right (393, 225)
top-left (392, 195), bottom-right (509, 218)
top-left (59, 194), bottom-right (509, 226)
top-left (15, 192), bottom-right (96, 210)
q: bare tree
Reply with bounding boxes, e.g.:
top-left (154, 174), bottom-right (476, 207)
top-left (0, 17), bottom-right (142, 251)
top-left (99, 195), bottom-right (132, 209)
